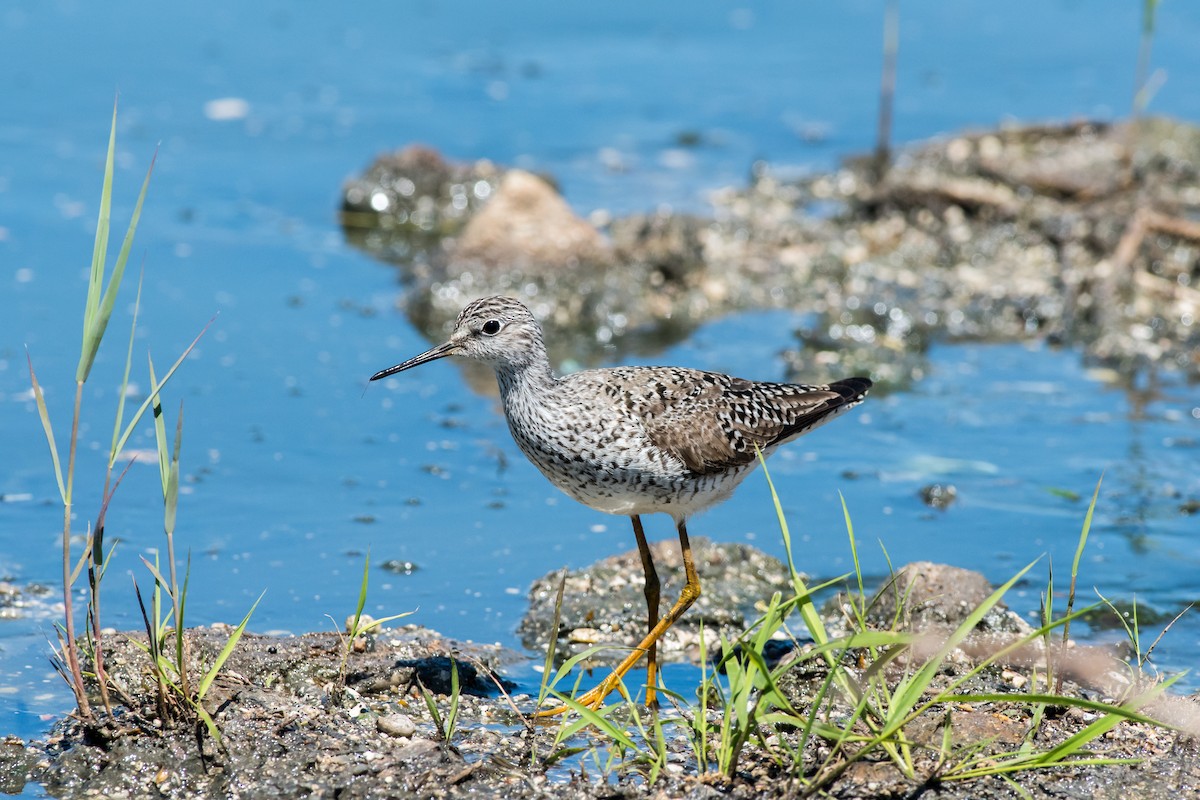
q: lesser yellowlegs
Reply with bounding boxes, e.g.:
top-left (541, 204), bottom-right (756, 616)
top-left (370, 296), bottom-right (871, 714)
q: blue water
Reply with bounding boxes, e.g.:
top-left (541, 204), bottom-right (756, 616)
top-left (2, 1), bottom-right (1200, 760)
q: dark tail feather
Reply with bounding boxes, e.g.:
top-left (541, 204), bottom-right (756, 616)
top-left (829, 377), bottom-right (873, 404)
top-left (771, 376), bottom-right (873, 447)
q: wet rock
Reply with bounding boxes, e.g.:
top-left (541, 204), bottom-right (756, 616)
top-left (1077, 597), bottom-right (1177, 630)
top-left (392, 654), bottom-right (503, 696)
top-left (380, 558), bottom-right (419, 574)
top-left (919, 482), bottom-right (957, 509)
top-left (0, 582), bottom-right (17, 609)
top-left (0, 737), bottom-right (35, 795)
top-left (518, 538), bottom-right (794, 662)
top-left (340, 145), bottom-right (504, 264)
top-left (785, 302), bottom-right (934, 393)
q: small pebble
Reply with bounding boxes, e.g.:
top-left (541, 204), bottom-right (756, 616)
top-left (1002, 669), bottom-right (1027, 689)
top-left (377, 714), bottom-right (416, 739)
top-left (568, 627), bottom-right (601, 644)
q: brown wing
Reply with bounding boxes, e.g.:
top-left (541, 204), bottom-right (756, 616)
top-left (616, 368), bottom-right (871, 475)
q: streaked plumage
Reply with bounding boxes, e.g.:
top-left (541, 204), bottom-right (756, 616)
top-left (371, 295), bottom-right (871, 714)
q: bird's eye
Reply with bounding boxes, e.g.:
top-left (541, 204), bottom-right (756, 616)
top-left (481, 319), bottom-right (502, 336)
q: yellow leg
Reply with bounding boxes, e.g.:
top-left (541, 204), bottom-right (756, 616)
top-left (536, 519), bottom-right (700, 717)
top-left (632, 515), bottom-right (660, 707)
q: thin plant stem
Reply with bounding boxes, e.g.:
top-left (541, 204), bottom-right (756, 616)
top-left (873, 0), bottom-right (899, 181)
top-left (166, 411), bottom-right (186, 698)
top-left (61, 381), bottom-right (91, 719)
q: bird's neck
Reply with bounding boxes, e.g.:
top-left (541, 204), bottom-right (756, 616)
top-left (495, 355), bottom-right (556, 401)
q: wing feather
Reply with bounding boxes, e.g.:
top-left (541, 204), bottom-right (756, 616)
top-left (611, 368), bottom-right (870, 475)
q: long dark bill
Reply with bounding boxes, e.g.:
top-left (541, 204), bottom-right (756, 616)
top-left (369, 340), bottom-right (460, 381)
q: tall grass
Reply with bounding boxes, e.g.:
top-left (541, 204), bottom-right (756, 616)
top-left (30, 100), bottom-right (253, 735)
top-left (31, 100), bottom-right (155, 719)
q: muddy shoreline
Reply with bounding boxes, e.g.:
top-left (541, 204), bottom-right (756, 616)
top-left (4, 550), bottom-right (1198, 799)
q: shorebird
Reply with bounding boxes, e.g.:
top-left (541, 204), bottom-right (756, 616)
top-left (370, 296), bottom-right (871, 714)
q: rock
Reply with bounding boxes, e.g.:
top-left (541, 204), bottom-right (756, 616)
top-left (866, 561), bottom-right (998, 631)
top-left (0, 737), bottom-right (35, 795)
top-left (341, 145), bottom-right (501, 233)
top-left (453, 169), bottom-right (612, 269)
top-left (919, 483), bottom-right (957, 509)
top-left (340, 145), bottom-right (504, 265)
top-left (392, 737), bottom-right (441, 763)
top-left (388, 654), bottom-right (509, 696)
top-left (519, 538), bottom-right (794, 660)
top-left (376, 713), bottom-right (416, 739)
top-left (567, 627), bottom-right (601, 644)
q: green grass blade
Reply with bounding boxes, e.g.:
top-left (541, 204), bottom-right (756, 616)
top-left (108, 268), bottom-right (144, 464)
top-left (112, 316), bottom-right (215, 460)
top-left (162, 676), bottom-right (224, 741)
top-left (547, 689), bottom-right (640, 750)
top-left (755, 446), bottom-right (798, 583)
top-left (190, 700), bottom-right (222, 741)
top-left (1033, 680), bottom-right (1175, 765)
top-left (536, 571), bottom-right (566, 709)
top-left (840, 491), bottom-right (867, 613)
top-left (357, 610), bottom-right (415, 634)
top-left (26, 353), bottom-right (66, 503)
top-left (946, 692), bottom-right (1172, 728)
top-left (195, 591), bottom-right (264, 700)
top-left (755, 448), bottom-right (829, 647)
top-left (132, 575), bottom-right (159, 657)
top-left (1067, 475), bottom-right (1102, 595)
top-left (139, 555), bottom-right (173, 597)
top-left (148, 355), bottom-right (168, 492)
top-left (1070, 478), bottom-right (1101, 571)
top-left (547, 644), bottom-right (624, 692)
top-left (418, 678), bottom-right (444, 733)
top-left (164, 403), bottom-right (183, 534)
top-left (693, 620), bottom-right (710, 770)
top-left (151, 552), bottom-right (165, 633)
top-left (350, 549), bottom-right (372, 637)
top-left (176, 554), bottom-right (190, 669)
top-left (79, 100), bottom-right (118, 381)
top-left (446, 658), bottom-right (460, 739)
top-left (950, 756), bottom-right (1141, 781)
top-left (79, 144), bottom-right (155, 383)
